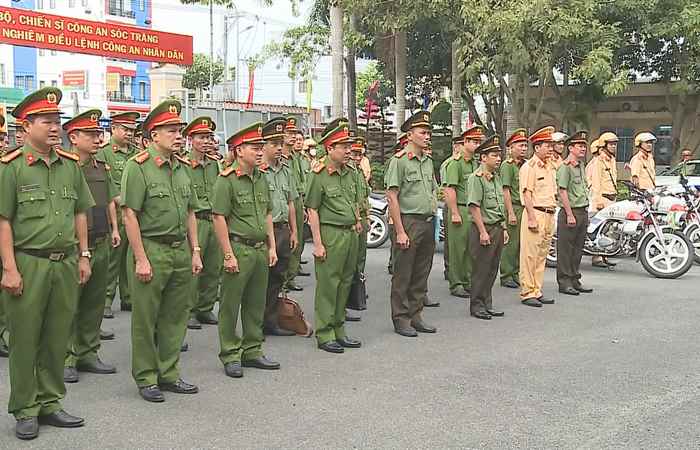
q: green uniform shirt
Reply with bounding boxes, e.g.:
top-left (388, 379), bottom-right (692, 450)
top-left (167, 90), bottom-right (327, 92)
top-left (185, 153), bottom-right (219, 212)
top-left (557, 161), bottom-right (589, 208)
top-left (305, 162), bottom-right (360, 226)
top-left (439, 156), bottom-right (453, 186)
top-left (500, 158), bottom-right (524, 206)
top-left (351, 162), bottom-right (371, 219)
top-left (96, 137), bottom-right (138, 194)
top-left (289, 152), bottom-right (306, 195)
top-left (384, 149), bottom-right (438, 215)
top-left (0, 145), bottom-right (95, 249)
top-left (121, 147), bottom-right (196, 240)
top-left (467, 165), bottom-right (506, 227)
top-left (444, 154), bottom-right (478, 205)
top-left (212, 161), bottom-right (271, 242)
top-left (264, 161), bottom-right (298, 224)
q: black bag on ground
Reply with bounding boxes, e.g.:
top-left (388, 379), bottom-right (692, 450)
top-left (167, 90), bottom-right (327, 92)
top-left (346, 272), bottom-right (367, 311)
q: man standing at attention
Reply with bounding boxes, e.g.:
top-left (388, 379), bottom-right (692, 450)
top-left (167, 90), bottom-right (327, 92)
top-left (630, 131), bottom-right (657, 191)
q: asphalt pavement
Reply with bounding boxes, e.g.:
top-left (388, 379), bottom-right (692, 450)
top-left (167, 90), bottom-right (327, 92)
top-left (1, 244), bottom-right (700, 449)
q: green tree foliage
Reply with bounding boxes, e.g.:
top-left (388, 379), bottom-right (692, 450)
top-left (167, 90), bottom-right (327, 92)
top-left (258, 25), bottom-right (330, 81)
top-left (182, 53), bottom-right (225, 93)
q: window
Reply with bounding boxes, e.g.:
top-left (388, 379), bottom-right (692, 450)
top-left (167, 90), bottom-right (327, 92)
top-left (15, 75), bottom-right (35, 91)
top-left (109, 0), bottom-right (136, 18)
top-left (51, 80), bottom-right (57, 87)
top-left (38, 49), bottom-right (45, 56)
top-left (600, 127), bottom-right (634, 162)
top-left (139, 81), bottom-right (147, 101)
top-left (49, 0), bottom-right (55, 8)
top-left (139, 0), bottom-right (145, 11)
top-left (26, 76), bottom-right (34, 91)
top-left (50, 50), bottom-right (57, 56)
top-left (69, 0), bottom-right (75, 7)
top-left (0, 64), bottom-right (4, 85)
top-left (37, 0), bottom-right (43, 8)
top-left (298, 80), bottom-right (307, 93)
top-left (39, 80), bottom-right (46, 88)
top-left (82, 0), bottom-right (87, 6)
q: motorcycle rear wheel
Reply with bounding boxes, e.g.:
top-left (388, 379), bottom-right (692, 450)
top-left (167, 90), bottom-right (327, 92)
top-left (639, 230), bottom-right (694, 279)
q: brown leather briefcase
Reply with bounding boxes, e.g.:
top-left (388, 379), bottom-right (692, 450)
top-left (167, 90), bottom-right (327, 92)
top-left (277, 295), bottom-right (313, 337)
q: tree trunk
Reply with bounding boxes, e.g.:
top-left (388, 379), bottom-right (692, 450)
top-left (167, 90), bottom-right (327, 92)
top-left (394, 30), bottom-right (407, 131)
top-left (451, 40), bottom-right (462, 136)
top-left (330, 3), bottom-right (344, 117)
top-left (346, 13), bottom-right (358, 130)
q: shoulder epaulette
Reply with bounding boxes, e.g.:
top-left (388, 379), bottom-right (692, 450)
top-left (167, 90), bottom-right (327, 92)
top-left (55, 148), bottom-right (80, 162)
top-left (205, 153), bottom-right (223, 162)
top-left (259, 164), bottom-right (269, 173)
top-left (452, 153), bottom-right (462, 161)
top-left (220, 166), bottom-right (235, 177)
top-left (474, 170), bottom-right (484, 177)
top-left (394, 150), bottom-right (406, 158)
top-left (95, 159), bottom-right (110, 170)
top-left (281, 160), bottom-right (289, 168)
top-left (174, 154), bottom-right (190, 165)
top-left (312, 162), bottom-right (325, 173)
top-left (134, 151), bottom-right (150, 164)
top-left (0, 149), bottom-right (22, 164)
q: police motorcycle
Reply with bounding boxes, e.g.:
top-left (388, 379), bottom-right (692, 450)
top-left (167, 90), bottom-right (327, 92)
top-left (547, 180), bottom-right (694, 279)
top-left (367, 193), bottom-right (390, 248)
top-left (663, 175), bottom-right (700, 264)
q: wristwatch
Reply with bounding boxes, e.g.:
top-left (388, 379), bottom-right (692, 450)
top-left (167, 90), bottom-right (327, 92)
top-left (224, 253), bottom-right (234, 261)
top-left (192, 246), bottom-right (202, 253)
top-left (80, 250), bottom-right (92, 259)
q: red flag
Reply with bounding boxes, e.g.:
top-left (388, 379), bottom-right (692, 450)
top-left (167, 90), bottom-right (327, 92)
top-left (246, 66), bottom-right (255, 108)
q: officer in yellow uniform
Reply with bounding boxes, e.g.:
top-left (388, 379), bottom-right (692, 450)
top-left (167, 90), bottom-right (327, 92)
top-left (550, 132), bottom-right (568, 170)
top-left (585, 138), bottom-right (601, 190)
top-left (519, 126), bottom-right (557, 307)
top-left (589, 132), bottom-right (619, 268)
top-left (630, 131), bottom-right (657, 191)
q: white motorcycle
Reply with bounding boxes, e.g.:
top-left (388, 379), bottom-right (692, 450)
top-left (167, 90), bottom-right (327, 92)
top-left (547, 181), bottom-right (694, 279)
top-left (669, 176), bottom-right (700, 264)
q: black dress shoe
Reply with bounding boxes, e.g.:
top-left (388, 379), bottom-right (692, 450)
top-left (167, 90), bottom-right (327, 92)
top-left (77, 358), bottom-right (116, 374)
top-left (500, 280), bottom-right (519, 289)
top-left (411, 320), bottom-right (437, 333)
top-left (558, 286), bottom-right (580, 296)
top-left (64, 367), bottom-right (79, 383)
top-left (423, 299), bottom-right (440, 307)
top-left (521, 298), bottom-right (543, 307)
top-left (538, 296), bottom-right (555, 304)
top-left (297, 270), bottom-right (311, 277)
top-left (242, 356), bottom-right (280, 370)
top-left (38, 410), bottom-right (84, 428)
top-left (103, 307), bottom-right (114, 319)
top-left (450, 287), bottom-right (470, 298)
top-left (0, 343), bottom-right (8, 358)
top-left (286, 281), bottom-right (303, 291)
top-left (160, 379), bottom-right (199, 394)
top-left (196, 311), bottom-right (218, 325)
top-left (300, 259), bottom-right (308, 265)
top-left (345, 314), bottom-right (361, 322)
top-left (394, 326), bottom-right (418, 337)
top-left (388, 266), bottom-right (393, 275)
top-left (574, 285), bottom-right (593, 293)
top-left (486, 309), bottom-right (504, 317)
top-left (15, 417), bottom-right (38, 440)
top-left (336, 336), bottom-right (362, 348)
top-left (263, 326), bottom-right (296, 336)
top-left (187, 317), bottom-right (202, 330)
top-left (181, 343), bottom-right (189, 352)
top-left (120, 303), bottom-right (132, 312)
top-left (471, 311), bottom-right (492, 320)
top-left (318, 341), bottom-right (344, 353)
top-left (224, 362), bottom-right (243, 378)
top-left (99, 329), bottom-right (115, 340)
top-left (139, 385), bottom-right (165, 402)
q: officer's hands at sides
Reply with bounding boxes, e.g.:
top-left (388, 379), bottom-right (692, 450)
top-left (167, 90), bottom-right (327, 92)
top-left (508, 212), bottom-right (517, 226)
top-left (354, 221), bottom-right (363, 233)
top-left (504, 230), bottom-right (510, 245)
top-left (566, 214), bottom-right (577, 227)
top-left (111, 229), bottom-right (121, 248)
top-left (290, 232), bottom-right (299, 251)
top-left (268, 248), bottom-right (278, 267)
top-left (2, 268), bottom-right (23, 297)
top-left (313, 243), bottom-right (327, 261)
top-left (78, 257), bottom-right (92, 285)
top-left (223, 254), bottom-right (239, 273)
top-left (396, 231), bottom-right (410, 249)
top-left (596, 202), bottom-right (604, 211)
top-left (191, 252), bottom-right (203, 275)
top-left (451, 213), bottom-right (462, 225)
top-left (479, 231), bottom-right (491, 246)
top-left (135, 258), bottom-right (153, 283)
top-left (527, 216), bottom-right (538, 232)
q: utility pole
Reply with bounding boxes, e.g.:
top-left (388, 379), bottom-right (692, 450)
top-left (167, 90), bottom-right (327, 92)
top-left (209, 0), bottom-right (214, 97)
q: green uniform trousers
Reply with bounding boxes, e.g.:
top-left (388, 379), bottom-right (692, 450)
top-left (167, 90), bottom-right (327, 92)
top-left (128, 239), bottom-right (191, 387)
top-left (106, 221), bottom-right (130, 308)
top-left (66, 237), bottom-right (111, 368)
top-left (218, 241), bottom-right (269, 365)
top-left (447, 205), bottom-right (472, 291)
top-left (357, 224), bottom-right (368, 273)
top-left (6, 252), bottom-right (79, 419)
top-left (315, 225), bottom-right (358, 345)
top-left (190, 218), bottom-right (222, 316)
top-left (469, 223), bottom-right (504, 314)
top-left (500, 204), bottom-right (523, 284)
top-left (0, 281), bottom-right (7, 352)
top-left (285, 197), bottom-right (305, 283)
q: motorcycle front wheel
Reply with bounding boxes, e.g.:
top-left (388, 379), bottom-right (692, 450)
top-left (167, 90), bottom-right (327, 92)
top-left (639, 230), bottom-right (694, 279)
top-left (684, 223), bottom-right (700, 264)
top-left (366, 213), bottom-right (389, 248)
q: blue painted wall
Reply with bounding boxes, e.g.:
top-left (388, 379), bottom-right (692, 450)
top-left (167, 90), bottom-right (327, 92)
top-left (12, 0), bottom-right (37, 92)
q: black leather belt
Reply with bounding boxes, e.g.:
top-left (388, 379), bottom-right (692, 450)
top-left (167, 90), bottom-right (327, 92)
top-left (571, 206), bottom-right (589, 210)
top-left (602, 193), bottom-right (617, 201)
top-left (273, 222), bottom-right (288, 228)
top-left (19, 247), bottom-right (75, 261)
top-left (534, 207), bottom-right (556, 214)
top-left (230, 235), bottom-right (267, 248)
top-left (457, 203), bottom-right (468, 207)
top-left (195, 211), bottom-right (212, 221)
top-left (146, 236), bottom-right (185, 248)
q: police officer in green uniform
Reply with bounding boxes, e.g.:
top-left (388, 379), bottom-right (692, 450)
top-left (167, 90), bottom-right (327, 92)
top-left (499, 128), bottom-right (528, 288)
top-left (556, 131), bottom-right (594, 296)
top-left (282, 117), bottom-right (307, 291)
top-left (292, 127), bottom-right (312, 276)
top-left (212, 122), bottom-right (281, 378)
top-left (62, 110), bottom-right (120, 383)
top-left (384, 111), bottom-right (439, 337)
top-left (121, 100), bottom-right (203, 402)
top-left (98, 111), bottom-right (140, 318)
top-left (182, 116), bottom-right (222, 330)
top-left (467, 135), bottom-right (507, 320)
top-left (259, 118), bottom-right (299, 336)
top-left (305, 122), bottom-right (363, 353)
top-left (0, 87), bottom-right (95, 439)
top-left (443, 125), bottom-right (483, 298)
top-left (438, 136), bottom-right (459, 281)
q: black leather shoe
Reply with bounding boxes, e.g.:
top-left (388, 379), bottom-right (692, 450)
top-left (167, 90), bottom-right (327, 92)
top-left (77, 358), bottom-right (116, 374)
top-left (486, 309), bottom-right (504, 317)
top-left (558, 286), bottom-right (580, 296)
top-left (103, 307), bottom-right (114, 319)
top-left (242, 356), bottom-right (280, 370)
top-left (336, 336), bottom-right (362, 348)
top-left (297, 270), bottom-right (311, 277)
top-left (120, 302), bottom-right (132, 312)
top-left (411, 320), bottom-right (437, 333)
top-left (388, 266), bottom-right (393, 275)
top-left (300, 259), bottom-right (308, 265)
top-left (450, 286), bottom-right (470, 298)
top-left (521, 298), bottom-right (543, 307)
top-left (139, 385), bottom-right (165, 402)
top-left (286, 281), bottom-right (303, 291)
top-left (574, 285), bottom-right (593, 293)
top-left (0, 342), bottom-right (9, 357)
top-left (224, 362), bottom-right (243, 378)
top-left (181, 343), bottom-right (189, 352)
top-left (160, 379), bottom-right (199, 394)
top-left (423, 298), bottom-right (440, 307)
top-left (592, 260), bottom-right (609, 268)
top-left (99, 329), bottom-right (115, 340)
top-left (38, 410), bottom-right (84, 428)
top-left (196, 311), bottom-right (218, 325)
top-left (538, 297), bottom-right (555, 304)
top-left (64, 367), bottom-right (79, 383)
top-left (318, 341), bottom-right (344, 353)
top-left (15, 417), bottom-right (38, 440)
top-left (471, 311), bottom-right (492, 320)
top-left (263, 326), bottom-right (296, 336)
top-left (394, 326), bottom-right (418, 337)
top-left (187, 317), bottom-right (202, 330)
top-left (500, 280), bottom-right (519, 289)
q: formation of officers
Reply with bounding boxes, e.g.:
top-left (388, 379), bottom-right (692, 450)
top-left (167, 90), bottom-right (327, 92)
top-left (0, 86), bottom-right (662, 441)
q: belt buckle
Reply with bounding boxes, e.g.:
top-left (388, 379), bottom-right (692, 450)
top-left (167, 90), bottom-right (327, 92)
top-left (49, 252), bottom-right (65, 261)
top-left (171, 241), bottom-right (182, 248)
top-left (254, 241), bottom-right (265, 249)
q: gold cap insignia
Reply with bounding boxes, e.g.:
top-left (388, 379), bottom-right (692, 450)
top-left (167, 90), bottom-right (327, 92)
top-left (582, 132), bottom-right (587, 139)
top-left (493, 136), bottom-right (500, 144)
top-left (518, 131), bottom-right (525, 137)
top-left (90, 113), bottom-right (98, 122)
top-left (47, 92), bottom-right (57, 104)
top-left (168, 105), bottom-right (178, 114)
top-left (342, 126), bottom-right (348, 133)
top-left (202, 119), bottom-right (209, 127)
top-left (276, 124), bottom-right (283, 132)
top-left (257, 126), bottom-right (263, 134)
top-left (289, 118), bottom-right (296, 125)
top-left (422, 114), bottom-right (429, 121)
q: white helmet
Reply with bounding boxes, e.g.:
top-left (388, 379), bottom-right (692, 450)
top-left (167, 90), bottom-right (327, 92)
top-left (551, 132), bottom-right (568, 143)
top-left (634, 131), bottom-right (656, 147)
